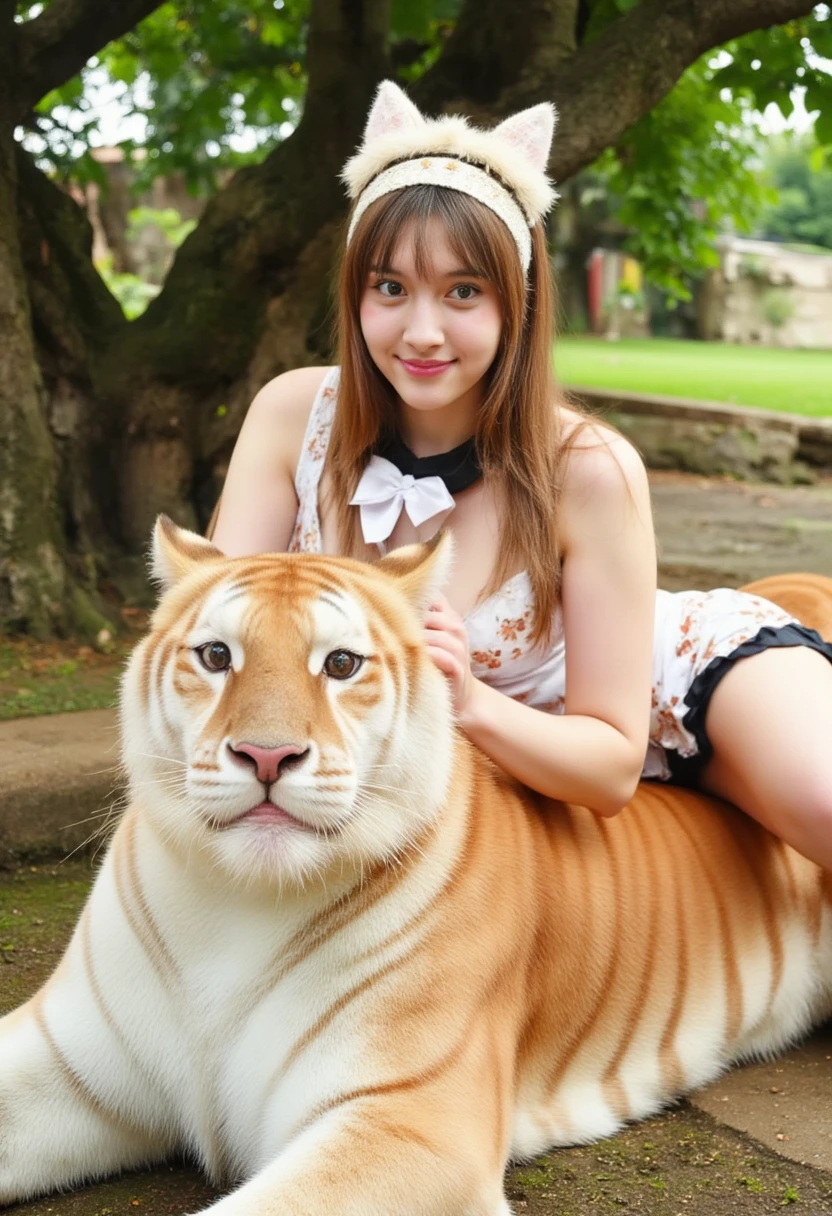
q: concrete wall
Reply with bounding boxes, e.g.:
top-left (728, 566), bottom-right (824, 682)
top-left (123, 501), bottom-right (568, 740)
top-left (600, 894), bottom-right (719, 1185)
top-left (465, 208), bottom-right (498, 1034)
top-left (702, 238), bottom-right (832, 350)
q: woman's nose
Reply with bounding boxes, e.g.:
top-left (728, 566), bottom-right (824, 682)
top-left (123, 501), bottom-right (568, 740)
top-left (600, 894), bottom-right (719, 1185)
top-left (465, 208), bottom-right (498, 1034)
top-left (402, 297), bottom-right (444, 349)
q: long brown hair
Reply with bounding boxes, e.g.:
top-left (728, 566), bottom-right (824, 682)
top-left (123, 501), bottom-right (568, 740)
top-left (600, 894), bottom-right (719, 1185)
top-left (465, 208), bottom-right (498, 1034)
top-left (328, 185), bottom-right (568, 645)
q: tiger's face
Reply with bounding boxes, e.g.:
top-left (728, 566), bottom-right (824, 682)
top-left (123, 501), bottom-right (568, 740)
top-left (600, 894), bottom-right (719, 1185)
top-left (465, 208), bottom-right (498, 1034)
top-left (120, 518), bottom-right (455, 888)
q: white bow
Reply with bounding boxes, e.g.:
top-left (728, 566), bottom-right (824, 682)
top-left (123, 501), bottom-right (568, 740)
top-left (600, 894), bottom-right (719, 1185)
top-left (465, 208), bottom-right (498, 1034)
top-left (349, 456), bottom-right (455, 545)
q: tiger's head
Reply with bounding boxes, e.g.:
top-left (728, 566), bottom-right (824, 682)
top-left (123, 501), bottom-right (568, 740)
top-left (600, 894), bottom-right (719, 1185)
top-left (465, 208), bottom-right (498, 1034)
top-left (120, 518), bottom-right (456, 888)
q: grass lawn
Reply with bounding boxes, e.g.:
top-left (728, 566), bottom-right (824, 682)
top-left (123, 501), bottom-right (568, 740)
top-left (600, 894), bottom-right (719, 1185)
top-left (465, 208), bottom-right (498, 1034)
top-left (0, 619), bottom-right (149, 721)
top-left (555, 337), bottom-right (832, 416)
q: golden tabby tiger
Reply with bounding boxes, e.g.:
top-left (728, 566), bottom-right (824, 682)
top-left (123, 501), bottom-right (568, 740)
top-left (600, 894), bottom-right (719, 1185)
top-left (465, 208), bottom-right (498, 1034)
top-left (2, 520), bottom-right (831, 1216)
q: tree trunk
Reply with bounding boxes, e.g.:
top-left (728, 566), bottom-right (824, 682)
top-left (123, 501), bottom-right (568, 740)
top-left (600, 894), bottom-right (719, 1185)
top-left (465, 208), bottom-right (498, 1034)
top-left (0, 17), bottom-right (102, 636)
top-left (99, 0), bottom-right (391, 550)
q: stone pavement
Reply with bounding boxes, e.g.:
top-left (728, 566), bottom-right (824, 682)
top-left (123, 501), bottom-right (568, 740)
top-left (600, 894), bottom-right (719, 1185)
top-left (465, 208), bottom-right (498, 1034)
top-left (1, 467), bottom-right (832, 1193)
top-left (0, 707), bottom-right (122, 863)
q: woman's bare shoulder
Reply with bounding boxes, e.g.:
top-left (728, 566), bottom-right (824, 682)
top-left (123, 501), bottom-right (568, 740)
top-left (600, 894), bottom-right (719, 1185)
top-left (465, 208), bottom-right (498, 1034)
top-left (249, 365), bottom-right (334, 442)
top-left (208, 366), bottom-right (334, 555)
top-left (558, 404), bottom-right (646, 486)
top-left (555, 404), bottom-right (651, 538)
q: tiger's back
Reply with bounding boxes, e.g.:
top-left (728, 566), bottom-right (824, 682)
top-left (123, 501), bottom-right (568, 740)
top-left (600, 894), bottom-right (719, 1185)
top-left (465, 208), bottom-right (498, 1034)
top-left (1, 532), bottom-right (830, 1216)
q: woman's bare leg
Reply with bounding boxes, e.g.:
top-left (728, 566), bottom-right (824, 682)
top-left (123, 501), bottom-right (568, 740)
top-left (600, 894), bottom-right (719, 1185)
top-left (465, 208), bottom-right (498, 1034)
top-left (699, 646), bottom-right (832, 870)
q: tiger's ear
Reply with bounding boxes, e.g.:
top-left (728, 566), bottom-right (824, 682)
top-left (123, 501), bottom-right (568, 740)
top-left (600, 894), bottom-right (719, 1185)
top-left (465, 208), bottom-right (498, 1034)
top-left (150, 515), bottom-right (225, 591)
top-left (377, 531), bottom-right (454, 615)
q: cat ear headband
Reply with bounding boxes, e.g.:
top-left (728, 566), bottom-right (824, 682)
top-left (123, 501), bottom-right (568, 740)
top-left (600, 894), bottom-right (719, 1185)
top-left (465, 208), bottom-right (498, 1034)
top-left (341, 81), bottom-right (558, 272)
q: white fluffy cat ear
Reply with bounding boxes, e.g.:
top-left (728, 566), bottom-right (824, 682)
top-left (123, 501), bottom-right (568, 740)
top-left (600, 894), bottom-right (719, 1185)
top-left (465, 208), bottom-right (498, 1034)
top-left (150, 515), bottom-right (223, 591)
top-left (363, 80), bottom-right (426, 144)
top-left (493, 103), bottom-right (557, 173)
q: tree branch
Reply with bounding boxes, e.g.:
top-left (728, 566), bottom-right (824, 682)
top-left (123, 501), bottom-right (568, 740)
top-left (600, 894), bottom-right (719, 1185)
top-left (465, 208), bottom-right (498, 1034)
top-left (14, 0), bottom-right (165, 120)
top-left (414, 0), bottom-right (580, 107)
top-left (418, 0), bottom-right (818, 181)
top-left (545, 0), bottom-right (820, 181)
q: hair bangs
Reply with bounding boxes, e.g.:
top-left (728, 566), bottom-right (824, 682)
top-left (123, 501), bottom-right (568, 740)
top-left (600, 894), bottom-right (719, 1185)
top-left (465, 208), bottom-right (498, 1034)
top-left (358, 186), bottom-right (522, 297)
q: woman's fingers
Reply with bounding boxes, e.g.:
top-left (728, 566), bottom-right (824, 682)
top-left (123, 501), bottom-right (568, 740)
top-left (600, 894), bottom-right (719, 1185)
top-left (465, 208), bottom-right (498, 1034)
top-left (424, 644), bottom-right (459, 676)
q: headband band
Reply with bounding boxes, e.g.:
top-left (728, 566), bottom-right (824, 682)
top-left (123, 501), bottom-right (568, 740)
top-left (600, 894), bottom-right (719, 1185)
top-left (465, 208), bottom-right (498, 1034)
top-left (346, 156), bottom-right (532, 270)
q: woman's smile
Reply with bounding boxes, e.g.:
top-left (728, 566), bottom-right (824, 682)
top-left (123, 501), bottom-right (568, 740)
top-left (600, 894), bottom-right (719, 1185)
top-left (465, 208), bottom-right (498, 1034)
top-left (396, 357), bottom-right (457, 377)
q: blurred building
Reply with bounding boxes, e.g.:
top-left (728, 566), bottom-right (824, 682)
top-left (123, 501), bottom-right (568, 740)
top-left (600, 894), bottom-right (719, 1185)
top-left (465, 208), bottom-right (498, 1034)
top-left (700, 237), bottom-right (832, 349)
top-left (586, 249), bottom-right (650, 338)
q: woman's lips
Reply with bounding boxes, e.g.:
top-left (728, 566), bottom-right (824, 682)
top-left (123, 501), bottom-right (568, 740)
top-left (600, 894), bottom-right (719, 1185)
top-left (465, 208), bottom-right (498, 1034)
top-left (397, 358), bottom-right (454, 378)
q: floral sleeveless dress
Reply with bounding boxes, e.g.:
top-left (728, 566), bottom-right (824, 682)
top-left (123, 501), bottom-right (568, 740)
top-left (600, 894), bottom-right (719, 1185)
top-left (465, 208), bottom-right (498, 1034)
top-left (290, 368), bottom-right (832, 783)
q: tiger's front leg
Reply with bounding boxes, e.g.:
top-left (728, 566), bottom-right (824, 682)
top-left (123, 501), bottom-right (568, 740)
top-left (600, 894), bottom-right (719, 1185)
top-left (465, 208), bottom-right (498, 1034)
top-left (0, 958), bottom-right (170, 1206)
top-left (194, 1095), bottom-right (510, 1216)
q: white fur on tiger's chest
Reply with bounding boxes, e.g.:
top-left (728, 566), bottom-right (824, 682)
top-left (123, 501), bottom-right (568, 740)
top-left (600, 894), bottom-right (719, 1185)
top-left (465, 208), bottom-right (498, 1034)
top-left (46, 806), bottom-right (462, 1179)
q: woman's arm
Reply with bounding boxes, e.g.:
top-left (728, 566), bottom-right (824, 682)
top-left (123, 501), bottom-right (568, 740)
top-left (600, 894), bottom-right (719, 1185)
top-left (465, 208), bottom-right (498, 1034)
top-left (427, 432), bottom-right (656, 816)
top-left (209, 366), bottom-right (330, 556)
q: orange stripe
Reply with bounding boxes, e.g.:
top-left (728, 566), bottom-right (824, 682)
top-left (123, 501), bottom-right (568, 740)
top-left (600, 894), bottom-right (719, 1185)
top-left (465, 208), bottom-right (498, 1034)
top-left (34, 1004), bottom-right (131, 1132)
top-left (287, 1035), bottom-right (468, 1145)
top-left (545, 813), bottom-right (623, 1094)
top-left (603, 806), bottom-right (661, 1118)
top-left (115, 816), bottom-right (180, 989)
top-left (649, 798), bottom-right (688, 1094)
top-left (670, 805), bottom-right (744, 1044)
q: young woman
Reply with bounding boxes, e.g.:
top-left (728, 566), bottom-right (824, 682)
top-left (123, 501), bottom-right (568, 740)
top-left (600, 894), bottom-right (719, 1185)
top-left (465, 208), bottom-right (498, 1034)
top-left (211, 81), bottom-right (832, 868)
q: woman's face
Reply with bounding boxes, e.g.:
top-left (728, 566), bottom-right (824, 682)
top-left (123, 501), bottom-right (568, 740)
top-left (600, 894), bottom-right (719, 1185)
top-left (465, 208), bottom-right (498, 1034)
top-left (359, 217), bottom-right (503, 426)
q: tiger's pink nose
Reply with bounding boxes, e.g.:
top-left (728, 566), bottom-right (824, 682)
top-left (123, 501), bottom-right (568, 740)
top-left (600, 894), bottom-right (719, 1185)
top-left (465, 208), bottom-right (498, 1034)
top-left (228, 742), bottom-right (308, 784)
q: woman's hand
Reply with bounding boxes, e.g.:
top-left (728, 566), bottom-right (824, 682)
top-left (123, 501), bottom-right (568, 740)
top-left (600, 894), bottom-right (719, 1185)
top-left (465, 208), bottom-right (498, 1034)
top-left (424, 593), bottom-right (476, 718)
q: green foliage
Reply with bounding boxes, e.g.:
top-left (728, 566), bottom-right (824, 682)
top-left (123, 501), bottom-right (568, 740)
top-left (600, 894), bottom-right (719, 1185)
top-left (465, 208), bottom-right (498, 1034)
top-left (95, 253), bottom-right (159, 319)
top-left (18, 0), bottom-right (460, 190)
top-left (22, 1), bottom-right (310, 190)
top-left (761, 289), bottom-right (795, 330)
top-left (126, 205), bottom-right (197, 248)
top-left (592, 58), bottom-right (768, 299)
top-left (96, 208), bottom-right (196, 316)
top-left (578, 3), bottom-right (831, 298)
top-left (12, 0), bottom-right (832, 289)
top-left (714, 8), bottom-right (832, 145)
top-left (390, 0), bottom-right (459, 42)
top-left (391, 0), bottom-right (460, 81)
top-left (757, 133), bottom-right (832, 250)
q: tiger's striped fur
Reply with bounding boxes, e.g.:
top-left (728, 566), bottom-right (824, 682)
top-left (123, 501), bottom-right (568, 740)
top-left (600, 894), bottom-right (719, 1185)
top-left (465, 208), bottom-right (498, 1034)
top-left (2, 520), bottom-right (831, 1215)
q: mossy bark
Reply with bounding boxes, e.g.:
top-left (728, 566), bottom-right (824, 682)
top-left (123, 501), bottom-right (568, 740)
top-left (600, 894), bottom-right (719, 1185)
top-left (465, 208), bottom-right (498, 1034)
top-left (0, 25), bottom-right (69, 637)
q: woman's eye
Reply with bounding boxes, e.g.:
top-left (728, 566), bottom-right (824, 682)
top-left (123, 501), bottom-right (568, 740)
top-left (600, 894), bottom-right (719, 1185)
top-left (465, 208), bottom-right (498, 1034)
top-left (377, 280), bottom-right (404, 298)
top-left (449, 284), bottom-right (479, 301)
top-left (196, 642), bottom-right (232, 673)
top-left (323, 650), bottom-right (363, 680)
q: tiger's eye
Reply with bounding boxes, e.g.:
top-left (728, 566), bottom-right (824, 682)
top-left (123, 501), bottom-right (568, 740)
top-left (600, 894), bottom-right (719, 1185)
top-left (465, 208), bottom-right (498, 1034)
top-left (197, 641), bottom-right (232, 673)
top-left (323, 650), bottom-right (362, 680)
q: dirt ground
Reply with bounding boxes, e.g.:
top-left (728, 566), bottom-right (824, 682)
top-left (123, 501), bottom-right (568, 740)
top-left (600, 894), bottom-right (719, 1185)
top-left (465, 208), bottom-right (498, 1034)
top-left (650, 471), bottom-right (832, 592)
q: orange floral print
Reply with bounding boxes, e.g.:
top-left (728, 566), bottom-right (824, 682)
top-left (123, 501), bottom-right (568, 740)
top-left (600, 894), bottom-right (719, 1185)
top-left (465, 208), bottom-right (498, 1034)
top-left (471, 648), bottom-right (503, 670)
top-left (498, 616), bottom-right (528, 642)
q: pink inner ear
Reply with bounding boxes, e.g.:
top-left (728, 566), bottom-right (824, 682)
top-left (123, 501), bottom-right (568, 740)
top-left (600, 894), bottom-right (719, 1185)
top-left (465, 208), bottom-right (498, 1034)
top-left (363, 80), bottom-right (425, 143)
top-left (494, 105), bottom-right (556, 172)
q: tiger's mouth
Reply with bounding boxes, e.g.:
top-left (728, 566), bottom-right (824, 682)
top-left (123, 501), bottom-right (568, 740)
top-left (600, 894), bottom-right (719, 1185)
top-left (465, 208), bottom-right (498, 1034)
top-left (236, 801), bottom-right (304, 828)
top-left (211, 799), bottom-right (347, 838)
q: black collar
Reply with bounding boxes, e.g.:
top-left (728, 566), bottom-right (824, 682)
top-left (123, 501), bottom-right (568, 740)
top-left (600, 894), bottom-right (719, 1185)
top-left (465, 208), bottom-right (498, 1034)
top-left (375, 433), bottom-right (482, 494)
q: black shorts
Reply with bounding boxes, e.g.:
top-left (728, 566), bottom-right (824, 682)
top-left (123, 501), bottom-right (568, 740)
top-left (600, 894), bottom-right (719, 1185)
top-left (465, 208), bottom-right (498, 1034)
top-left (666, 622), bottom-right (832, 789)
